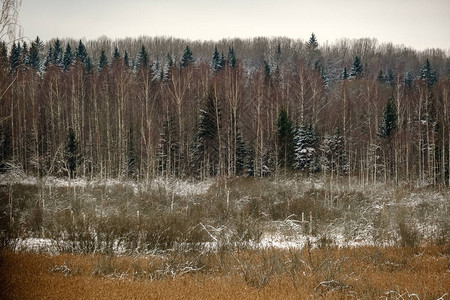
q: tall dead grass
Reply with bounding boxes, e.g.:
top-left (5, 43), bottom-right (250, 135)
top-left (1, 245), bottom-right (448, 299)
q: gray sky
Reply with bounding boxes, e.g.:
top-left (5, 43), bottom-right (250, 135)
top-left (20, 0), bottom-right (450, 50)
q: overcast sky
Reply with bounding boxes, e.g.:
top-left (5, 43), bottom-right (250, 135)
top-left (20, 0), bottom-right (450, 51)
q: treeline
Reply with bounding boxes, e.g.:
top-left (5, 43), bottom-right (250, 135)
top-left (0, 34), bottom-right (449, 184)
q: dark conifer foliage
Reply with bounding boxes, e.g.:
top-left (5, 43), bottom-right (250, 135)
top-left (379, 98), bottom-right (398, 138)
top-left (98, 49), bottom-right (108, 72)
top-left (62, 44), bottom-right (73, 71)
top-left (350, 56), bottom-right (363, 78)
top-left (180, 45), bottom-right (193, 68)
top-left (276, 107), bottom-right (294, 170)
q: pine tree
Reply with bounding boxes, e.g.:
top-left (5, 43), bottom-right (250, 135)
top-left (293, 124), bottom-right (320, 172)
top-left (350, 56), bottom-right (363, 79)
top-left (98, 49), bottom-right (108, 72)
top-left (65, 127), bottom-right (80, 178)
top-left (308, 33), bottom-right (319, 50)
top-left (0, 125), bottom-right (12, 172)
top-left (379, 98), bottom-right (397, 138)
top-left (180, 45), bottom-right (193, 68)
top-left (276, 107), bottom-right (294, 170)
top-left (62, 43), bottom-right (73, 71)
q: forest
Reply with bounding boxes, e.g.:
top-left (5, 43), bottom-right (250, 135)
top-left (1, 34), bottom-right (450, 185)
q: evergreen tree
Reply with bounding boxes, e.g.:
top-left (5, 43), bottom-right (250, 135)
top-left (98, 49), bottom-right (108, 72)
top-left (420, 58), bottom-right (438, 86)
top-left (112, 46), bottom-right (120, 62)
top-left (0, 42), bottom-right (8, 69)
top-left (276, 107), bottom-right (294, 170)
top-left (235, 128), bottom-right (247, 175)
top-left (322, 128), bottom-right (348, 174)
top-left (307, 33), bottom-right (318, 50)
top-left (264, 60), bottom-right (271, 77)
top-left (342, 67), bottom-right (349, 80)
top-left (84, 56), bottom-right (93, 73)
top-left (180, 45), bottom-right (193, 68)
top-left (9, 42), bottom-right (20, 71)
top-left (0, 125), bottom-right (12, 172)
top-left (228, 46), bottom-right (236, 68)
top-left (124, 50), bottom-right (130, 67)
top-left (293, 124), bottom-right (320, 172)
top-left (211, 46), bottom-right (221, 72)
top-left (137, 45), bottom-right (149, 69)
top-left (65, 127), bottom-right (80, 178)
top-left (379, 98), bottom-right (397, 138)
top-left (75, 40), bottom-right (88, 64)
top-left (404, 71), bottom-right (414, 88)
top-left (51, 38), bottom-right (63, 66)
top-left (28, 39), bottom-right (41, 71)
top-left (377, 70), bottom-right (384, 82)
top-left (20, 42), bottom-right (29, 66)
top-left (350, 56), bottom-right (363, 79)
top-left (62, 43), bottom-right (73, 71)
top-left (384, 68), bottom-right (395, 85)
top-left (192, 92), bottom-right (219, 176)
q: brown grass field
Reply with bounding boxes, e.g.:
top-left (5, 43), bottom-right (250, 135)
top-left (1, 245), bottom-right (449, 299)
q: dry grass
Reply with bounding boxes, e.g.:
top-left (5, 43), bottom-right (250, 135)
top-left (1, 245), bottom-right (448, 299)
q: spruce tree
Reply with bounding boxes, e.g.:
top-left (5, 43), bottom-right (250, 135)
top-left (65, 127), bottom-right (80, 178)
top-left (137, 45), bottom-right (149, 69)
top-left (180, 45), bottom-right (193, 68)
top-left (379, 98), bottom-right (397, 138)
top-left (28, 39), bottom-right (41, 71)
top-left (75, 40), bottom-right (88, 64)
top-left (51, 39), bottom-right (63, 66)
top-left (124, 51), bottom-right (130, 67)
top-left (276, 107), bottom-right (294, 170)
top-left (211, 46), bottom-right (221, 72)
top-left (350, 56), bottom-right (363, 79)
top-left (113, 47), bottom-right (120, 61)
top-left (235, 128), bottom-right (247, 175)
top-left (293, 124), bottom-right (320, 172)
top-left (9, 42), bottom-right (20, 71)
top-left (420, 59), bottom-right (437, 86)
top-left (323, 128), bottom-right (348, 174)
top-left (0, 42), bottom-right (7, 68)
top-left (307, 33), bottom-right (318, 50)
top-left (98, 49), bottom-right (108, 72)
top-left (342, 67), bottom-right (349, 80)
top-left (62, 44), bottom-right (73, 71)
top-left (228, 46), bottom-right (236, 68)
top-left (404, 71), bottom-right (414, 88)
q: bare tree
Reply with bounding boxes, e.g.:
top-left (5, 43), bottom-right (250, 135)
top-left (0, 0), bottom-right (21, 44)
